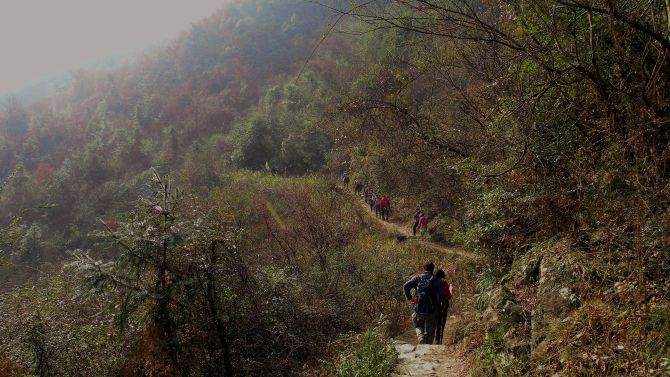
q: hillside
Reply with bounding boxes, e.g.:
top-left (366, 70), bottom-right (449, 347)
top-left (0, 0), bottom-right (335, 290)
top-left (2, 0), bottom-right (670, 376)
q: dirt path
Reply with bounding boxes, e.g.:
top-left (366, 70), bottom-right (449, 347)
top-left (358, 201), bottom-right (478, 261)
top-left (355, 199), bottom-right (473, 376)
top-left (393, 341), bottom-right (469, 377)
top-left (391, 326), bottom-right (470, 377)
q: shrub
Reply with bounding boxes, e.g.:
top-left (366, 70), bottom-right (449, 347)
top-left (324, 328), bottom-right (397, 377)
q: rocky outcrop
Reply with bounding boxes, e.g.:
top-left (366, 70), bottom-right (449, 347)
top-left (479, 240), bottom-right (584, 369)
top-left (530, 242), bottom-right (581, 348)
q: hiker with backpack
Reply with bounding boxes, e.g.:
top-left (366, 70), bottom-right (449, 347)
top-left (403, 262), bottom-right (447, 345)
top-left (434, 269), bottom-right (453, 345)
top-left (370, 191), bottom-right (377, 212)
top-left (375, 194), bottom-right (383, 218)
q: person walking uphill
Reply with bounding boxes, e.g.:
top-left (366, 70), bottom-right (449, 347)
top-left (380, 195), bottom-right (391, 221)
top-left (403, 262), bottom-right (447, 345)
top-left (434, 269), bottom-right (453, 345)
top-left (418, 212), bottom-right (428, 236)
top-left (375, 194), bottom-right (383, 218)
top-left (412, 207), bottom-right (421, 236)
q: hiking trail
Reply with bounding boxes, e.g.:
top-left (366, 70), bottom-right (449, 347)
top-left (354, 197), bottom-right (473, 376)
top-left (393, 336), bottom-right (470, 377)
top-left (357, 201), bottom-right (477, 261)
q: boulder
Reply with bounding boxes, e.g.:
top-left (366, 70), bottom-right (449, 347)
top-left (483, 306), bottom-right (499, 328)
top-left (489, 286), bottom-right (515, 311)
top-left (501, 300), bottom-right (523, 323)
top-left (519, 256), bottom-right (542, 285)
top-left (531, 242), bottom-right (581, 348)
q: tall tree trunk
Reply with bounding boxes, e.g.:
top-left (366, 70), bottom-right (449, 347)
top-left (205, 241), bottom-right (234, 377)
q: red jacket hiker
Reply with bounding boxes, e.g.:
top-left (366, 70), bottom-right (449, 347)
top-left (440, 281), bottom-right (453, 304)
top-left (418, 214), bottom-right (428, 235)
top-left (380, 197), bottom-right (390, 208)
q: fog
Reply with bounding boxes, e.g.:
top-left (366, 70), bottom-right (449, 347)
top-left (0, 0), bottom-right (226, 96)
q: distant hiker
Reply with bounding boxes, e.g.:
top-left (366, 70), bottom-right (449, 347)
top-left (375, 195), bottom-right (383, 218)
top-left (403, 262), bottom-right (447, 345)
top-left (412, 207), bottom-right (422, 236)
top-left (363, 184), bottom-right (370, 201)
top-left (370, 191), bottom-right (377, 211)
top-left (434, 269), bottom-right (453, 345)
top-left (418, 213), bottom-right (428, 236)
top-left (354, 180), bottom-right (363, 194)
top-left (380, 195), bottom-right (391, 221)
top-left (342, 174), bottom-right (350, 188)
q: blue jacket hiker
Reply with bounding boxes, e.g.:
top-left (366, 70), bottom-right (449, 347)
top-left (403, 262), bottom-right (447, 345)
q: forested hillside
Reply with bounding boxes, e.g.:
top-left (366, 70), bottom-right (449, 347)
top-left (0, 0), bottom-right (335, 289)
top-left (2, 0), bottom-right (670, 376)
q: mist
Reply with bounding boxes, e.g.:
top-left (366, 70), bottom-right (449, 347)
top-left (0, 0), bottom-right (226, 96)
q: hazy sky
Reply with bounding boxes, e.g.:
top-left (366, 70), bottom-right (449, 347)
top-left (0, 0), bottom-right (226, 96)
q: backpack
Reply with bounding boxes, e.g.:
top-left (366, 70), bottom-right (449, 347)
top-left (414, 275), bottom-right (435, 315)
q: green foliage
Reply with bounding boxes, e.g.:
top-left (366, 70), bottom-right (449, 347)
top-left (459, 186), bottom-right (535, 265)
top-left (0, 273), bottom-right (135, 376)
top-left (230, 112), bottom-right (281, 170)
top-left (229, 73), bottom-right (333, 174)
top-left (15, 223), bottom-right (43, 261)
top-left (324, 328), bottom-right (397, 377)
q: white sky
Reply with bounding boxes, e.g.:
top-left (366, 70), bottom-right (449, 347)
top-left (0, 0), bottom-right (226, 96)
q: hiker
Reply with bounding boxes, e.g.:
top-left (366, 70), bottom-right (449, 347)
top-left (363, 184), bottom-right (370, 201)
top-left (412, 207), bottom-right (422, 236)
top-left (375, 194), bottom-right (383, 218)
top-left (380, 195), bottom-right (391, 221)
top-left (343, 175), bottom-right (350, 188)
top-left (418, 213), bottom-right (428, 236)
top-left (354, 180), bottom-right (363, 194)
top-left (370, 191), bottom-right (377, 211)
top-left (403, 262), bottom-right (447, 345)
top-left (434, 269), bottom-right (453, 345)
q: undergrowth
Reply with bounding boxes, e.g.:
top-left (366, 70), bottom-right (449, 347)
top-left (323, 328), bottom-right (397, 377)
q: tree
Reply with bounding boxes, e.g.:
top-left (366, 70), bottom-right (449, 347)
top-left (71, 171), bottom-right (235, 376)
top-left (15, 223), bottom-right (43, 262)
top-left (1, 97), bottom-right (29, 137)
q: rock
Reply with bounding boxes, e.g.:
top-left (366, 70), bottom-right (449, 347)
top-left (506, 339), bottom-right (531, 357)
top-left (483, 306), bottom-right (499, 327)
top-left (502, 300), bottom-right (523, 323)
top-left (531, 242), bottom-right (581, 348)
top-left (501, 319), bottom-right (531, 358)
top-left (489, 286), bottom-right (515, 311)
top-left (520, 256), bottom-right (542, 285)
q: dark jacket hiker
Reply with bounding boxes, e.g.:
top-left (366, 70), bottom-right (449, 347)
top-left (403, 262), bottom-right (447, 345)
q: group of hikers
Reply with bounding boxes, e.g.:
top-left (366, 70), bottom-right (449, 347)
top-left (355, 181), bottom-right (392, 221)
top-left (346, 177), bottom-right (429, 234)
top-left (342, 174), bottom-right (452, 345)
top-left (403, 262), bottom-right (453, 345)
